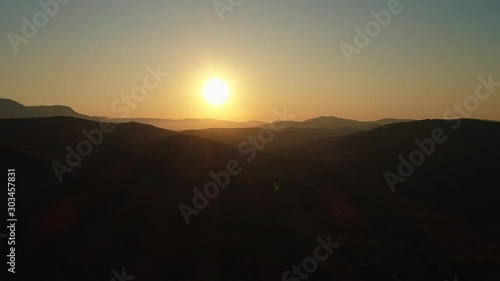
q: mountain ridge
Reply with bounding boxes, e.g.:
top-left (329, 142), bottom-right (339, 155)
top-left (1, 98), bottom-right (413, 131)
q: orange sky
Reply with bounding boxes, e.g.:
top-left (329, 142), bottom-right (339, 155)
top-left (1, 1), bottom-right (499, 121)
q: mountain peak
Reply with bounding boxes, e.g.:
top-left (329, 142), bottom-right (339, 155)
top-left (0, 98), bottom-right (85, 119)
top-left (307, 116), bottom-right (345, 121)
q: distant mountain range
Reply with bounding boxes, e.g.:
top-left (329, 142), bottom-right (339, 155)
top-left (0, 98), bottom-right (265, 131)
top-left (0, 98), bottom-right (413, 131)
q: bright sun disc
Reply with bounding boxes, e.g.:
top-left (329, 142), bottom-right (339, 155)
top-left (202, 78), bottom-right (230, 105)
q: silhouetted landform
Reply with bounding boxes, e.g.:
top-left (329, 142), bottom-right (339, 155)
top-left (0, 117), bottom-right (175, 153)
top-left (118, 118), bottom-right (267, 131)
top-left (268, 116), bottom-right (413, 130)
top-left (182, 127), bottom-right (343, 151)
top-left (0, 98), bottom-right (90, 119)
top-left (0, 98), bottom-right (411, 132)
top-left (0, 98), bottom-right (265, 130)
top-left (182, 117), bottom-right (414, 151)
top-left (1, 117), bottom-right (499, 281)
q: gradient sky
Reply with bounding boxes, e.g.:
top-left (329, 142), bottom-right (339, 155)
top-left (1, 0), bottom-right (499, 121)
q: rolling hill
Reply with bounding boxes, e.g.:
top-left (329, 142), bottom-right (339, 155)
top-left (1, 115), bottom-right (499, 280)
top-left (0, 98), bottom-right (264, 130)
top-left (0, 98), bottom-right (411, 132)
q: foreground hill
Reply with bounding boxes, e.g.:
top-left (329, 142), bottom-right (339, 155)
top-left (0, 117), bottom-right (499, 281)
top-left (302, 118), bottom-right (500, 162)
top-left (0, 117), bottom-right (175, 153)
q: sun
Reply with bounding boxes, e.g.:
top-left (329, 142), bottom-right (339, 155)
top-left (202, 78), bottom-right (230, 105)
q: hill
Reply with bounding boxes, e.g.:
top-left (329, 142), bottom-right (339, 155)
top-left (0, 98), bottom-right (412, 132)
top-left (0, 98), bottom-right (91, 119)
top-left (0, 117), bottom-right (176, 153)
top-left (268, 116), bottom-right (413, 130)
top-left (0, 98), bottom-right (264, 130)
top-left (1, 117), bottom-right (499, 280)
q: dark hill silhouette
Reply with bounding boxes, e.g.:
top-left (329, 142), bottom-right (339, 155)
top-left (181, 127), bottom-right (347, 151)
top-left (303, 119), bottom-right (500, 161)
top-left (0, 117), bottom-right (175, 153)
top-left (294, 119), bottom-right (500, 189)
top-left (120, 117), bottom-right (266, 131)
top-left (181, 118), bottom-right (415, 152)
top-left (0, 98), bottom-right (412, 132)
top-left (0, 98), bottom-right (90, 119)
top-left (0, 98), bottom-right (264, 130)
top-left (268, 116), bottom-right (413, 131)
top-left (1, 117), bottom-right (499, 280)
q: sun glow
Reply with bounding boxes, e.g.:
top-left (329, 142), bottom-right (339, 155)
top-left (202, 78), bottom-right (230, 105)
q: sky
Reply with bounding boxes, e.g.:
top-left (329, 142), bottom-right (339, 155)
top-left (1, 0), bottom-right (499, 121)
